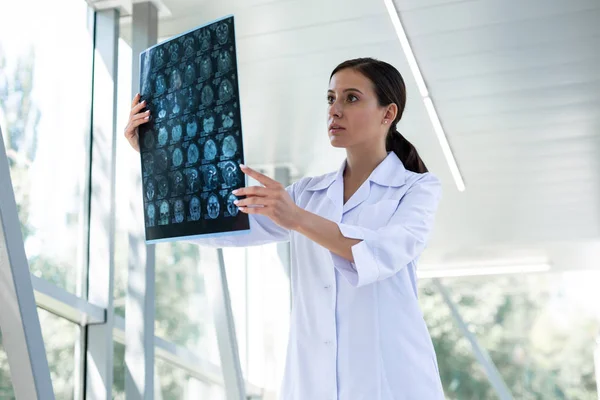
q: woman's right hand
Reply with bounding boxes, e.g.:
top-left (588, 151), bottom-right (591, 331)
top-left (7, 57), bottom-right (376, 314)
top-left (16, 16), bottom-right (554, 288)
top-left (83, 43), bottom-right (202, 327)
top-left (124, 93), bottom-right (151, 153)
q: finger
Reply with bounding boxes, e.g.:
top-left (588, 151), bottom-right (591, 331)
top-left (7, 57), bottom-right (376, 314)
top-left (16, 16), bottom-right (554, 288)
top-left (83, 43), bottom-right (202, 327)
top-left (232, 186), bottom-right (273, 197)
top-left (132, 110), bottom-right (151, 120)
top-left (239, 165), bottom-right (280, 188)
top-left (130, 117), bottom-right (150, 129)
top-left (234, 197), bottom-right (273, 207)
top-left (237, 206), bottom-right (267, 215)
top-left (130, 100), bottom-right (147, 117)
top-left (131, 93), bottom-right (141, 108)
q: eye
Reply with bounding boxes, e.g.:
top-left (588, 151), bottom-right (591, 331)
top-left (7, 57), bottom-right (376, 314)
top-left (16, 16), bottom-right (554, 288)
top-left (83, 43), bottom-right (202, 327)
top-left (327, 95), bottom-right (335, 105)
top-left (347, 94), bottom-right (358, 103)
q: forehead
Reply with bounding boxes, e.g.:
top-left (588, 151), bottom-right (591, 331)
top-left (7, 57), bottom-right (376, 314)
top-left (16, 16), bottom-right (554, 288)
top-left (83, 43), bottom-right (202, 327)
top-left (328, 68), bottom-right (373, 92)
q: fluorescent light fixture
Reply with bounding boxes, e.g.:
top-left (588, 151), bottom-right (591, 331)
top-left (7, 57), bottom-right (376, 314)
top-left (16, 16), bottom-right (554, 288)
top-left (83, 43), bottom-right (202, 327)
top-left (383, 0), bottom-right (466, 192)
top-left (417, 263), bottom-right (551, 279)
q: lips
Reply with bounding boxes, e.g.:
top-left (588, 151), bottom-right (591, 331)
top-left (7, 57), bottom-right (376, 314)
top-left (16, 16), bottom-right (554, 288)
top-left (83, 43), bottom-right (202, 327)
top-left (328, 122), bottom-right (346, 132)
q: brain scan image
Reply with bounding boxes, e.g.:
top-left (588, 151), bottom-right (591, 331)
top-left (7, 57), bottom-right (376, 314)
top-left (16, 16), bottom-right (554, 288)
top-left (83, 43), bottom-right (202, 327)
top-left (142, 153), bottom-right (154, 175)
top-left (158, 200), bottom-right (170, 225)
top-left (172, 147), bottom-right (183, 168)
top-left (157, 126), bottom-right (169, 146)
top-left (184, 38), bottom-right (195, 57)
top-left (207, 194), bottom-right (220, 219)
top-left (199, 30), bottom-right (210, 52)
top-left (174, 199), bottom-right (185, 223)
top-left (204, 139), bottom-right (217, 161)
top-left (216, 23), bottom-right (229, 45)
top-left (199, 56), bottom-right (212, 80)
top-left (217, 50), bottom-right (232, 74)
top-left (143, 130), bottom-right (155, 149)
top-left (186, 120), bottom-right (198, 137)
top-left (184, 87), bottom-right (195, 112)
top-left (158, 98), bottom-right (167, 119)
top-left (186, 168), bottom-right (200, 193)
top-left (170, 69), bottom-right (182, 91)
top-left (171, 95), bottom-right (181, 115)
top-left (155, 74), bottom-right (166, 96)
top-left (227, 193), bottom-right (239, 217)
top-left (221, 161), bottom-right (239, 187)
top-left (187, 143), bottom-right (199, 164)
top-left (145, 178), bottom-right (155, 201)
top-left (147, 203), bottom-right (156, 226)
top-left (171, 171), bottom-right (184, 196)
top-left (169, 43), bottom-right (180, 63)
top-left (218, 79), bottom-right (234, 103)
top-left (184, 64), bottom-right (196, 86)
top-left (155, 175), bottom-right (169, 199)
top-left (171, 124), bottom-right (182, 142)
top-left (201, 85), bottom-right (214, 107)
top-left (221, 135), bottom-right (237, 158)
top-left (203, 165), bottom-right (218, 190)
top-left (189, 196), bottom-right (201, 221)
top-left (153, 48), bottom-right (165, 67)
top-left (221, 108), bottom-right (235, 130)
top-left (155, 149), bottom-right (168, 174)
top-left (202, 115), bottom-right (215, 134)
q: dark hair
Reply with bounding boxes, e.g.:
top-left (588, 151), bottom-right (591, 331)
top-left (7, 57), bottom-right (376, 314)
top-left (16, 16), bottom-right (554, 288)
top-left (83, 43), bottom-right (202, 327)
top-left (330, 57), bottom-right (428, 174)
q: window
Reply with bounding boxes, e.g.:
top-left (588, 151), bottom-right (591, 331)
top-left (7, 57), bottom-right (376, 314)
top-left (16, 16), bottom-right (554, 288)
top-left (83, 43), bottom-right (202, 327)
top-left (0, 332), bottom-right (16, 399)
top-left (0, 0), bottom-right (93, 294)
top-left (421, 271), bottom-right (600, 399)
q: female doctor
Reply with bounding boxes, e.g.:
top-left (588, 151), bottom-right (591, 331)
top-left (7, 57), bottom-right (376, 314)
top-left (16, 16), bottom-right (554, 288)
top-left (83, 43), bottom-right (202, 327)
top-left (125, 57), bottom-right (445, 400)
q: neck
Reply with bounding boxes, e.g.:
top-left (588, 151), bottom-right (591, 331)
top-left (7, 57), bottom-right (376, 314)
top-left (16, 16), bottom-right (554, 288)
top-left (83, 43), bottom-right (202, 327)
top-left (344, 143), bottom-right (388, 183)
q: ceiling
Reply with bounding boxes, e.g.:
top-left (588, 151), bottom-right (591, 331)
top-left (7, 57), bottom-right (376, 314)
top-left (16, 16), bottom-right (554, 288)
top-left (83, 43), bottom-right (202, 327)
top-left (114, 0), bottom-right (600, 273)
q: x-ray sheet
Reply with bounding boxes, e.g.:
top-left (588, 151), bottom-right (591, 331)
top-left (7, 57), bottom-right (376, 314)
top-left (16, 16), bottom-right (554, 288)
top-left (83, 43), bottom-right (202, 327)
top-left (138, 15), bottom-right (249, 243)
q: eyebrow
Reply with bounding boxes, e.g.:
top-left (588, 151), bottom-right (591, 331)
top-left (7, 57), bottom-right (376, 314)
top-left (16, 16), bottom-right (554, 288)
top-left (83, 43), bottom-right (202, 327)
top-left (327, 88), bottom-right (364, 95)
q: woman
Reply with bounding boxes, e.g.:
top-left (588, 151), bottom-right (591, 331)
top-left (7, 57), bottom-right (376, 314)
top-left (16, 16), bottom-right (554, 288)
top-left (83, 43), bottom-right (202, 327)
top-left (125, 57), bottom-right (445, 399)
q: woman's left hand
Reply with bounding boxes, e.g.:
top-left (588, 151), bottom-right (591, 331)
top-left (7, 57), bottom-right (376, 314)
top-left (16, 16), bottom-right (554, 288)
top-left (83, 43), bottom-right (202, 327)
top-left (233, 165), bottom-right (302, 231)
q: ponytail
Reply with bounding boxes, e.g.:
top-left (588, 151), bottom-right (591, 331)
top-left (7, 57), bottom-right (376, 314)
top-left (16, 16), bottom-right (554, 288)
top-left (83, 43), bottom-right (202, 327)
top-left (386, 126), bottom-right (428, 174)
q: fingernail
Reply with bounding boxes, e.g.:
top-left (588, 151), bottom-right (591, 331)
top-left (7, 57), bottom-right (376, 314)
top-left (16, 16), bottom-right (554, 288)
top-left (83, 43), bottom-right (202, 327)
top-left (141, 100), bottom-right (146, 104)
top-left (145, 116), bottom-right (150, 120)
top-left (233, 200), bottom-right (239, 205)
top-left (239, 164), bottom-right (246, 169)
top-left (232, 189), bottom-right (239, 194)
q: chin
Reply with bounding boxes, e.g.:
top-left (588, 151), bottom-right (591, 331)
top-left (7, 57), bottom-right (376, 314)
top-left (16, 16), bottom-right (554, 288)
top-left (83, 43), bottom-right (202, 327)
top-left (329, 135), bottom-right (349, 148)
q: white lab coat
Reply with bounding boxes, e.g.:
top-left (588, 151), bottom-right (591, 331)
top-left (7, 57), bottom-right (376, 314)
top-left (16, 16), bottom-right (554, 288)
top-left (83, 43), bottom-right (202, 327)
top-left (192, 152), bottom-right (445, 400)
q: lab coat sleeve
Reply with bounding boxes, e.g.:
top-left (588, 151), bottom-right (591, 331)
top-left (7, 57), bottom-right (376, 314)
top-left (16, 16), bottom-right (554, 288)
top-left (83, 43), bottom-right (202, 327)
top-left (186, 180), bottom-right (302, 248)
top-left (332, 173), bottom-right (442, 287)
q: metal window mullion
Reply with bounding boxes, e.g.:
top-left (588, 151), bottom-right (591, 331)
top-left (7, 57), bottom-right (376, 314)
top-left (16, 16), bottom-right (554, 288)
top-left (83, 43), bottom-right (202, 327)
top-left (85, 7), bottom-right (120, 400)
top-left (0, 127), bottom-right (55, 399)
top-left (126, 3), bottom-right (158, 399)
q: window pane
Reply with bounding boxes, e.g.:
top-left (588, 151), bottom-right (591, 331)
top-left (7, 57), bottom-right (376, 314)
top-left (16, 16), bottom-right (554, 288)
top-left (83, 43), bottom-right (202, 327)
top-left (0, 332), bottom-right (16, 399)
top-left (0, 310), bottom-right (80, 399)
top-left (419, 279), bottom-right (496, 399)
top-left (433, 272), bottom-right (600, 399)
top-left (38, 308), bottom-right (80, 399)
top-left (0, 0), bottom-right (93, 294)
top-left (113, 341), bottom-right (125, 400)
top-left (114, 37), bottom-right (134, 319)
top-left (155, 243), bottom-right (220, 365)
top-left (156, 357), bottom-right (225, 400)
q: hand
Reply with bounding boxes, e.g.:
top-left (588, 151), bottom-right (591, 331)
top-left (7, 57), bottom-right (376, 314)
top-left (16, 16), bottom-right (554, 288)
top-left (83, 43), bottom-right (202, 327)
top-left (124, 93), bottom-right (151, 153)
top-left (233, 165), bottom-right (302, 231)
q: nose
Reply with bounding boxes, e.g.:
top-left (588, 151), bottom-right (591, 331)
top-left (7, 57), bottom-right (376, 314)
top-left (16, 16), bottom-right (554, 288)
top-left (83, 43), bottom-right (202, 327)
top-left (328, 100), bottom-right (342, 119)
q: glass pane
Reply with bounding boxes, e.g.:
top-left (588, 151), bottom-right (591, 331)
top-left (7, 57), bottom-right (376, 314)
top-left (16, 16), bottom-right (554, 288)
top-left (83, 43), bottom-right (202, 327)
top-left (114, 37), bottom-right (134, 319)
top-left (0, 0), bottom-right (93, 294)
top-left (0, 332), bottom-right (16, 400)
top-left (419, 279), bottom-right (497, 399)
top-left (113, 341), bottom-right (125, 400)
top-left (38, 308), bottom-right (80, 399)
top-left (436, 271), bottom-right (600, 399)
top-left (155, 243), bottom-right (220, 365)
top-left (243, 244), bottom-right (291, 395)
top-left (156, 357), bottom-right (225, 400)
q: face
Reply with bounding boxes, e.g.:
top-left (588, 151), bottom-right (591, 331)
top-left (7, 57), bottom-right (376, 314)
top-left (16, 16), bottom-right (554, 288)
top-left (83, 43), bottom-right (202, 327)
top-left (327, 69), bottom-right (392, 149)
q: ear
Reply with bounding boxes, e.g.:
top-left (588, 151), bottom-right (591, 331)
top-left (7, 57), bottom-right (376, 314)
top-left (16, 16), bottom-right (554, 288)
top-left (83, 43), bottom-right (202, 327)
top-left (383, 103), bottom-right (398, 123)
